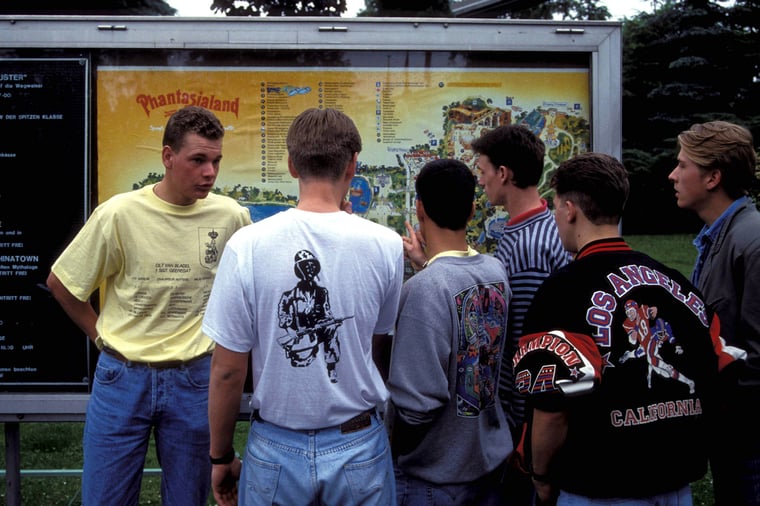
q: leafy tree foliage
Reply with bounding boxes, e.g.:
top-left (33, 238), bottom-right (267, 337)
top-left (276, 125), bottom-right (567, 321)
top-left (211, 0), bottom-right (605, 19)
top-left (0, 0), bottom-right (175, 15)
top-left (504, 0), bottom-right (610, 20)
top-left (211, 0), bottom-right (348, 17)
top-left (356, 0), bottom-right (451, 17)
top-left (621, 0), bottom-right (760, 233)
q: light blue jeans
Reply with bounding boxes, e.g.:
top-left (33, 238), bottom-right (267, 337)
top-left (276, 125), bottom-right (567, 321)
top-left (240, 411), bottom-right (395, 505)
top-left (557, 485), bottom-right (692, 506)
top-left (394, 467), bottom-right (505, 506)
top-left (82, 351), bottom-right (212, 506)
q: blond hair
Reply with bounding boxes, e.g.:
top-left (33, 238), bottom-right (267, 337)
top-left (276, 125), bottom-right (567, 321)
top-left (677, 121), bottom-right (757, 199)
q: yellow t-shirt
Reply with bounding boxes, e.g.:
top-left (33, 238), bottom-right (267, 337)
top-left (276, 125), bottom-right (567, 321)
top-left (51, 184), bottom-right (251, 362)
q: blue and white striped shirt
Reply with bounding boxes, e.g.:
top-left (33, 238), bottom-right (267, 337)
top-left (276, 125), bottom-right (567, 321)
top-left (494, 202), bottom-right (571, 432)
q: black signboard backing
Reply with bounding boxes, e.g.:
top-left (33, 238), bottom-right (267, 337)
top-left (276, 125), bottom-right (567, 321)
top-left (0, 58), bottom-right (91, 392)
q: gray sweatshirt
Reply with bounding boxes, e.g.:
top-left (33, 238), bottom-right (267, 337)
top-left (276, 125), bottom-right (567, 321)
top-left (387, 253), bottom-right (513, 484)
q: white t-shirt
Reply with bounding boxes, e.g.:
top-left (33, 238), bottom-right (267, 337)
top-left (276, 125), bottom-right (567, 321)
top-left (203, 208), bottom-right (404, 430)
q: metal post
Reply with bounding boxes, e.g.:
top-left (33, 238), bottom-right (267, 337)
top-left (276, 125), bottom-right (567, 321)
top-left (4, 422), bottom-right (21, 506)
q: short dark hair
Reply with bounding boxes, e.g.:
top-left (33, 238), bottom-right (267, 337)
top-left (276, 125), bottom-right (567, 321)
top-left (677, 120), bottom-right (757, 199)
top-left (471, 124), bottom-right (546, 188)
top-left (286, 108), bottom-right (362, 181)
top-left (551, 152), bottom-right (629, 225)
top-left (162, 106), bottom-right (224, 151)
top-left (416, 158), bottom-right (476, 231)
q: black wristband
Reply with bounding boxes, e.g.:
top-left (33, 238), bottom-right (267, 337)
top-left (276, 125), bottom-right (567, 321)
top-left (209, 448), bottom-right (236, 465)
top-left (530, 470), bottom-right (551, 482)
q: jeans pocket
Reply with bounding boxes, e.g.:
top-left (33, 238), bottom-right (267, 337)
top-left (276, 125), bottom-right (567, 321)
top-left (93, 355), bottom-right (126, 385)
top-left (182, 356), bottom-right (210, 389)
top-left (344, 444), bottom-right (394, 503)
top-left (242, 453), bottom-right (280, 505)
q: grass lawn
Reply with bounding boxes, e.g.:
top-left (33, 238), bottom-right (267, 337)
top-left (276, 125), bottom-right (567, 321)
top-left (1, 421), bottom-right (252, 505)
top-left (625, 233), bottom-right (696, 279)
top-left (1, 234), bottom-right (713, 505)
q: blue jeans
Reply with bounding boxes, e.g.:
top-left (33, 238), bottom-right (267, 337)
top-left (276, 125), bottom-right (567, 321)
top-left (394, 467), bottom-right (504, 506)
top-left (557, 485), bottom-right (692, 506)
top-left (240, 411), bottom-right (394, 505)
top-left (82, 351), bottom-right (212, 506)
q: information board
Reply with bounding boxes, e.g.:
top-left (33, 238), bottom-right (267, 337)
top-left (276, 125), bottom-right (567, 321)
top-left (0, 58), bottom-right (91, 391)
top-left (0, 16), bottom-right (622, 410)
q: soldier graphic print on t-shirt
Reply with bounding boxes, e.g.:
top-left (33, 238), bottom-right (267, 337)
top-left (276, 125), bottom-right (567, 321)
top-left (276, 249), bottom-right (353, 383)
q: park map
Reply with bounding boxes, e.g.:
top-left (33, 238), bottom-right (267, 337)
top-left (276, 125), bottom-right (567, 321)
top-left (97, 67), bottom-right (591, 254)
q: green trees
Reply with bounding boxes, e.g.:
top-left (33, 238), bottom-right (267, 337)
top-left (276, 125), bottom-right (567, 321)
top-left (503, 0), bottom-right (610, 20)
top-left (209, 0), bottom-right (604, 19)
top-left (0, 0), bottom-right (175, 15)
top-left (355, 0), bottom-right (451, 17)
top-left (621, 0), bottom-right (760, 233)
top-left (210, 0), bottom-right (348, 17)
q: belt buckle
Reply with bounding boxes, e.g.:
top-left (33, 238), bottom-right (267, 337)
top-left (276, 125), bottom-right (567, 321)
top-left (340, 411), bottom-right (372, 434)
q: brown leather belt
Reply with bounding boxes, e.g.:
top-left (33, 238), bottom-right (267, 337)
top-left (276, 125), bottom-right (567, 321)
top-left (101, 346), bottom-right (212, 369)
top-left (339, 410), bottom-right (374, 434)
top-left (252, 409), bottom-right (374, 434)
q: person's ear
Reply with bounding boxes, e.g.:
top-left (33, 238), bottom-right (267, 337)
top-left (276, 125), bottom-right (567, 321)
top-left (555, 198), bottom-right (575, 224)
top-left (287, 157), bottom-right (299, 179)
top-left (161, 145), bottom-right (173, 169)
top-left (344, 153), bottom-right (358, 181)
top-left (469, 201), bottom-right (475, 221)
top-left (565, 200), bottom-right (578, 223)
top-left (704, 168), bottom-right (722, 191)
top-left (415, 199), bottom-right (428, 240)
top-left (499, 165), bottom-right (511, 184)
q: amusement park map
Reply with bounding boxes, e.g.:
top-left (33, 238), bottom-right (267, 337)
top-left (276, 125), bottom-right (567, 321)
top-left (97, 66), bottom-right (590, 253)
top-left (349, 95), bottom-right (589, 254)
